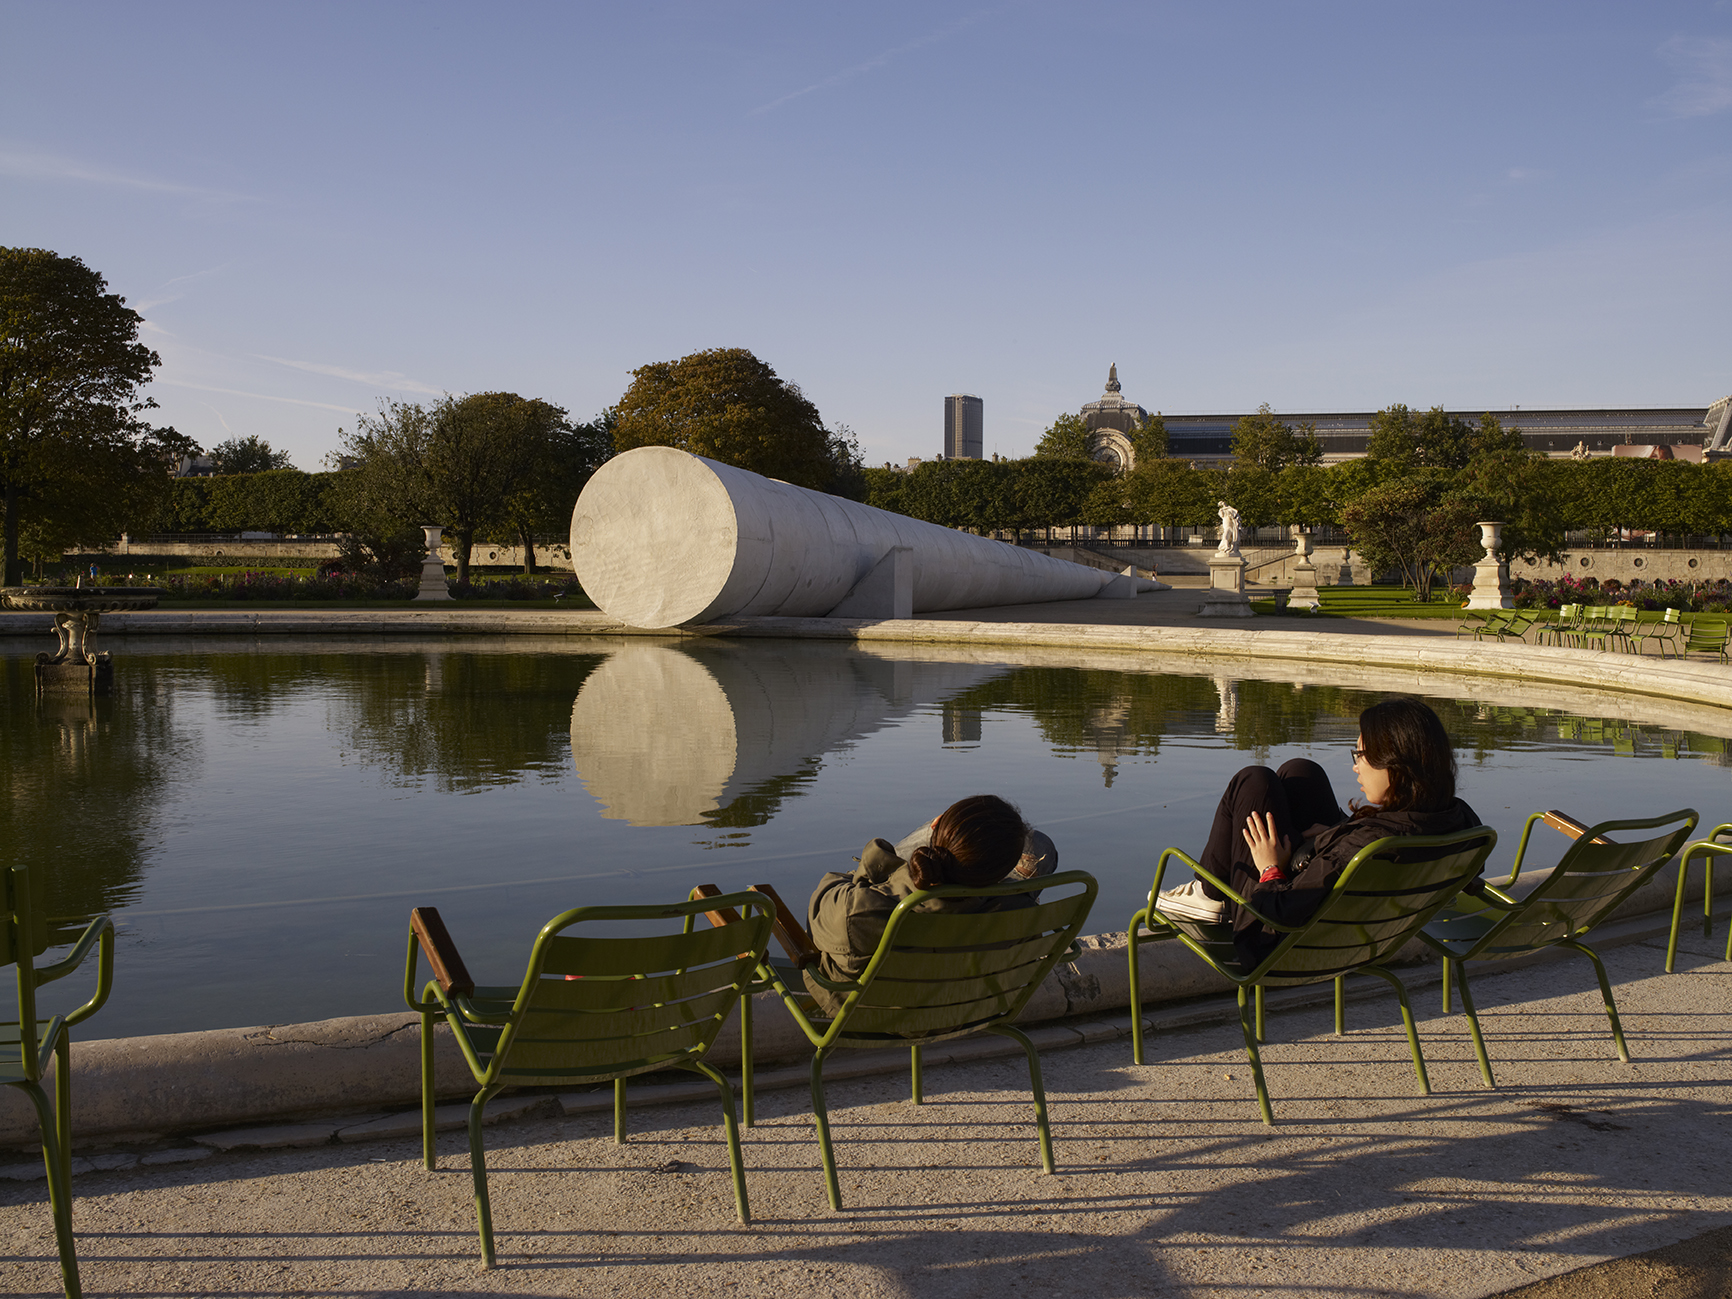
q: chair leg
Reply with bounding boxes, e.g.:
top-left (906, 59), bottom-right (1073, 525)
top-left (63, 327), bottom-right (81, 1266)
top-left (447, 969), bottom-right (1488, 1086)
top-left (613, 1078), bottom-right (627, 1144)
top-left (1128, 925), bottom-right (1146, 1065)
top-left (1236, 987), bottom-right (1275, 1127)
top-left (19, 1079), bottom-right (79, 1299)
top-left (688, 1059), bottom-right (751, 1224)
top-left (54, 1035), bottom-right (73, 1231)
top-left (740, 993), bottom-right (755, 1128)
top-left (810, 1051), bottom-right (842, 1211)
top-left (1668, 855), bottom-right (1691, 972)
top-left (1451, 960), bottom-right (1496, 1087)
top-left (1565, 939), bottom-right (1630, 1062)
top-left (987, 1024), bottom-right (1054, 1174)
top-left (1442, 956), bottom-right (1453, 1013)
top-left (1333, 975), bottom-right (1346, 1036)
top-left (910, 1044), bottom-right (923, 1105)
top-left (1361, 966), bottom-right (1430, 1094)
top-left (420, 1011), bottom-right (438, 1170)
top-left (1254, 983), bottom-right (1266, 1042)
top-left (468, 1085), bottom-right (503, 1269)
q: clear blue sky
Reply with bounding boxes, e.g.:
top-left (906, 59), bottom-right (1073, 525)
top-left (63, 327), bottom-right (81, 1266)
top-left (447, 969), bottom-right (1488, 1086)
top-left (6, 2), bottom-right (1730, 470)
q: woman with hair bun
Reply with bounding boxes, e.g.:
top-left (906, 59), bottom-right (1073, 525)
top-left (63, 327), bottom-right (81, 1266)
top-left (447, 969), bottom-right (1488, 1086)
top-left (1157, 695), bottom-right (1482, 972)
top-left (806, 794), bottom-right (1057, 1012)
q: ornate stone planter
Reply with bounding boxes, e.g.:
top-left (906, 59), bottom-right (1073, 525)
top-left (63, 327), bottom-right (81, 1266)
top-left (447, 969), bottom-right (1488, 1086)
top-left (0, 583), bottom-right (160, 694)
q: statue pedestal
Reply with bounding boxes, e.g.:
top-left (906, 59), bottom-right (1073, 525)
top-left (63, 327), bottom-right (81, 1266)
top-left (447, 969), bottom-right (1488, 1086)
top-left (35, 655), bottom-right (112, 696)
top-left (414, 525), bottom-right (454, 602)
top-left (1465, 521), bottom-right (1514, 610)
top-left (1199, 552), bottom-right (1253, 618)
top-left (1288, 532), bottom-right (1321, 608)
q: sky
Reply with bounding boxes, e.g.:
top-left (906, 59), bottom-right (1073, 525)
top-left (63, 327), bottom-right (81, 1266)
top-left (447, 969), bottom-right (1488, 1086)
top-left (5, 1), bottom-right (1731, 470)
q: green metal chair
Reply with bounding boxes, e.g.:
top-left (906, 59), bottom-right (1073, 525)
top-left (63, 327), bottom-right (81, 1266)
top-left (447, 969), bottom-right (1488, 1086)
top-left (1665, 822), bottom-right (1732, 972)
top-left (1680, 618), bottom-right (1730, 662)
top-left (1496, 609), bottom-right (1543, 642)
top-left (746, 871), bottom-right (1097, 1210)
top-left (1539, 603), bottom-right (1581, 647)
top-left (1629, 606), bottom-right (1684, 657)
top-left (1420, 808), bottom-right (1698, 1087)
top-left (2, 866), bottom-right (115, 1299)
top-left (1456, 610), bottom-right (1509, 640)
top-left (404, 893), bottom-right (775, 1268)
top-left (1127, 826), bottom-right (1498, 1125)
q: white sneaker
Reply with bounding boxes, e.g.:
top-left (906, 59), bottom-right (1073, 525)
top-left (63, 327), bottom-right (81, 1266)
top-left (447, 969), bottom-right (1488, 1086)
top-left (1157, 878), bottom-right (1227, 923)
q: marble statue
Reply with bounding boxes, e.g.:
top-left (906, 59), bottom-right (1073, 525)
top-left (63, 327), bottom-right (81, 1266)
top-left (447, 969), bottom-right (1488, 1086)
top-left (1216, 501), bottom-right (1241, 554)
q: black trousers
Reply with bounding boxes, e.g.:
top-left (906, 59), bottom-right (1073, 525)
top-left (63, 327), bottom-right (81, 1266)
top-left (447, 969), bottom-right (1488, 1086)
top-left (1197, 760), bottom-right (1345, 908)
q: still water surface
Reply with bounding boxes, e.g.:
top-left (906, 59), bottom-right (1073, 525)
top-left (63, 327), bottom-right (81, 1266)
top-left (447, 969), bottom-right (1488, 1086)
top-left (5, 635), bottom-right (1728, 1039)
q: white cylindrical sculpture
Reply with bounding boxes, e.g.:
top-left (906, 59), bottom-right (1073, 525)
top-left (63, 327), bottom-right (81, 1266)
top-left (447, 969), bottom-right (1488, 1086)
top-left (571, 447), bottom-right (1110, 629)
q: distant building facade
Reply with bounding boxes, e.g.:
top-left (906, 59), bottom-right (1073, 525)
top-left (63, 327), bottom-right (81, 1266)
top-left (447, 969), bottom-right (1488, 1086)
top-left (944, 394), bottom-right (984, 460)
top-left (1070, 365), bottom-right (1732, 467)
top-left (1081, 364), bottom-right (1150, 471)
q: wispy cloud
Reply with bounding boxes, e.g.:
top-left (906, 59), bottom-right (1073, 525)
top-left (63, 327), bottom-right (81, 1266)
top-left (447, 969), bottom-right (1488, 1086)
top-left (1653, 35), bottom-right (1732, 117)
top-left (251, 354), bottom-right (445, 396)
top-left (749, 10), bottom-right (992, 117)
top-left (156, 379), bottom-right (359, 414)
top-left (135, 266), bottom-right (229, 312)
top-left (0, 145), bottom-right (257, 201)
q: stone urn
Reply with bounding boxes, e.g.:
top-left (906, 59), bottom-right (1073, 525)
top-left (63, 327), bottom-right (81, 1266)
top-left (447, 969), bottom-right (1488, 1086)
top-left (1465, 521), bottom-right (1514, 610)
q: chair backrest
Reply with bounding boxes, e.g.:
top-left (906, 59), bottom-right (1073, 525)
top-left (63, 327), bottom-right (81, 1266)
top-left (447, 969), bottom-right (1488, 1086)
top-left (1664, 607), bottom-right (1683, 626)
top-left (478, 896), bottom-right (775, 1089)
top-left (1254, 826), bottom-right (1499, 986)
top-left (829, 872), bottom-right (1097, 1045)
top-left (1453, 810), bottom-right (1698, 959)
top-left (1685, 620), bottom-right (1728, 653)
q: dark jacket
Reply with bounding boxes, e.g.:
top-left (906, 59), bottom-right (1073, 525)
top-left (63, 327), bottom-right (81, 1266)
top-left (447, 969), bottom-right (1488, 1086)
top-left (1233, 797), bottom-right (1482, 971)
top-left (805, 837), bottom-right (1038, 1015)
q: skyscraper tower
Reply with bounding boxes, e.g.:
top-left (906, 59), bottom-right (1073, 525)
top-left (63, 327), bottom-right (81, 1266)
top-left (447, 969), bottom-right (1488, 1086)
top-left (944, 394), bottom-right (984, 459)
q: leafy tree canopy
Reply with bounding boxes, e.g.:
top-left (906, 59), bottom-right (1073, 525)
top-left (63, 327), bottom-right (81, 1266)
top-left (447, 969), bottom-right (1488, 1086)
top-left (210, 435), bottom-right (293, 475)
top-left (1340, 474), bottom-right (1481, 600)
top-left (1230, 404), bottom-right (1321, 472)
top-left (1033, 411), bottom-right (1092, 459)
top-left (613, 348), bottom-right (862, 497)
top-left (0, 247), bottom-right (192, 583)
top-left (1129, 414), bottom-right (1168, 463)
top-left (1365, 404), bottom-right (1474, 476)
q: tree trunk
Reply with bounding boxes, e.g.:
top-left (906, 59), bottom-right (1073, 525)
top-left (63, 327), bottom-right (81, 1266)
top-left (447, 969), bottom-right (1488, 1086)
top-left (454, 528), bottom-right (474, 585)
top-left (2, 480), bottom-right (19, 586)
top-left (519, 525), bottom-right (536, 575)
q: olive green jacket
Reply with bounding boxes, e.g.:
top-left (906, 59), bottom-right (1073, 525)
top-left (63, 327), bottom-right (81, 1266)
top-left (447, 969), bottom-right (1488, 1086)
top-left (804, 837), bottom-right (1038, 1015)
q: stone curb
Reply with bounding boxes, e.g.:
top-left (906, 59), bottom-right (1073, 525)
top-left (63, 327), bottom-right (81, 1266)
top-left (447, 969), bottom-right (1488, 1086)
top-left (3, 879), bottom-right (1718, 1153)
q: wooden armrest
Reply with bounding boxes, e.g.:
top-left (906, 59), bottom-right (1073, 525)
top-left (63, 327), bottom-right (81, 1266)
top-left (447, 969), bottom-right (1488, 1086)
top-left (750, 883), bottom-right (820, 969)
top-left (410, 907), bottom-right (475, 998)
top-left (688, 883), bottom-right (745, 929)
top-left (1542, 810), bottom-right (1611, 845)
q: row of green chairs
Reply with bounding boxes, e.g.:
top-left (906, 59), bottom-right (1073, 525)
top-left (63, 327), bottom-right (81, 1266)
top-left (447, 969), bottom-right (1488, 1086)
top-left (1128, 808), bottom-right (1700, 1123)
top-left (1455, 609), bottom-right (1543, 641)
top-left (405, 872), bottom-right (1098, 1267)
top-left (1536, 603), bottom-right (1728, 659)
top-left (14, 804), bottom-right (1724, 1285)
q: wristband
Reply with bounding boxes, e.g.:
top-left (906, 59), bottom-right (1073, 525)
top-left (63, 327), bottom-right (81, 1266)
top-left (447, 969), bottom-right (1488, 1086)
top-left (1259, 865), bottom-right (1288, 884)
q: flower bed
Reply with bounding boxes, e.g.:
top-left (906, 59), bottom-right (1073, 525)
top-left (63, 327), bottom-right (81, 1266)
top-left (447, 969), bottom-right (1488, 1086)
top-left (1512, 574), bottom-right (1732, 615)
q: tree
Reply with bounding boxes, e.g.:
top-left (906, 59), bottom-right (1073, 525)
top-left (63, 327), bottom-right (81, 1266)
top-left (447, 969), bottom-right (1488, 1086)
top-left (1126, 458), bottom-right (1218, 531)
top-left (613, 348), bottom-right (862, 497)
top-left (1340, 475), bottom-right (1482, 599)
top-left (210, 435), bottom-right (293, 475)
top-left (1470, 413), bottom-right (1526, 458)
top-left (490, 405), bottom-right (614, 573)
top-left (0, 248), bottom-right (192, 584)
top-left (1033, 412), bottom-right (1092, 460)
top-left (340, 391), bottom-right (557, 583)
top-left (1229, 404), bottom-right (1320, 472)
top-left (1365, 403), bottom-right (1474, 476)
top-left (1130, 414), bottom-right (1168, 463)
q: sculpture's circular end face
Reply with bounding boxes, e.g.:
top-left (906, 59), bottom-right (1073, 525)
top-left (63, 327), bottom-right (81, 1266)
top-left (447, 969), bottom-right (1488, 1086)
top-left (570, 447), bottom-right (740, 628)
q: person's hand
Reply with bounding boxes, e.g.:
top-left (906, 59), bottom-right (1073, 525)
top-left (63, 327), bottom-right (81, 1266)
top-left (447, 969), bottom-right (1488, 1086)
top-left (1242, 812), bottom-right (1291, 873)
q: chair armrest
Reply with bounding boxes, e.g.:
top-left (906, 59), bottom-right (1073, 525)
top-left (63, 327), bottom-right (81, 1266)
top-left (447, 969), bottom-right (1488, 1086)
top-left (36, 915), bottom-right (115, 1028)
top-left (750, 883), bottom-right (821, 969)
top-left (410, 907), bottom-right (475, 998)
top-left (1541, 810), bottom-right (1611, 845)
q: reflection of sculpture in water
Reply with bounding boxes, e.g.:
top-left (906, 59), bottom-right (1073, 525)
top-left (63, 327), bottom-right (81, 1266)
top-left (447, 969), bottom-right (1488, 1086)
top-left (568, 642), bottom-right (1014, 827)
top-left (1216, 501), bottom-right (1241, 554)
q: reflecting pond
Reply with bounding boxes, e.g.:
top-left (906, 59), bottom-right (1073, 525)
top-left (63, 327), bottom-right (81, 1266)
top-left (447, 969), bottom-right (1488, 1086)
top-left (5, 635), bottom-right (1729, 1039)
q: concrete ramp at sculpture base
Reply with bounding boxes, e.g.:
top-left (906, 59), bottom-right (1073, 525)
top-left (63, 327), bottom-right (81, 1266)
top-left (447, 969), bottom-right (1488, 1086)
top-left (571, 446), bottom-right (1118, 629)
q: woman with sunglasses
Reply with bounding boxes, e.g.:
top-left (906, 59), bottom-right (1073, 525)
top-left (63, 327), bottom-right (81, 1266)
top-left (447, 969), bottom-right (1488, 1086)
top-left (1157, 695), bottom-right (1481, 971)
